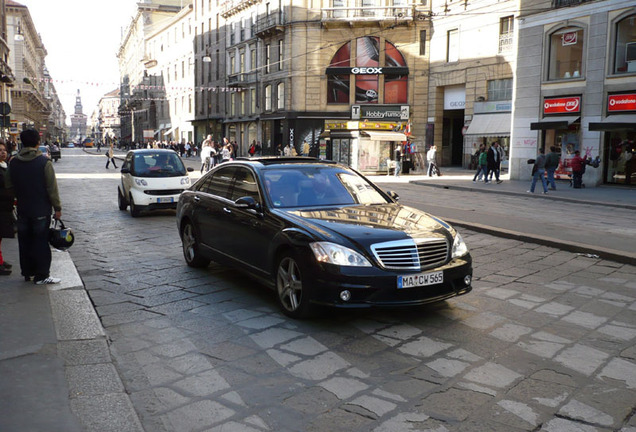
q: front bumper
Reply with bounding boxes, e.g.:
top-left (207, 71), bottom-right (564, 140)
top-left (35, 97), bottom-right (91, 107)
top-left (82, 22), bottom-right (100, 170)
top-left (305, 255), bottom-right (473, 308)
top-left (129, 187), bottom-right (184, 208)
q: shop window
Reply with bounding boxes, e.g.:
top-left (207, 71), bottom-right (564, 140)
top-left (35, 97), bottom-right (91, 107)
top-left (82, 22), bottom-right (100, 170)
top-left (614, 14), bottom-right (636, 74)
top-left (277, 82), bottom-right (284, 110)
top-left (328, 75), bottom-right (350, 104)
top-left (356, 75), bottom-right (378, 103)
top-left (420, 30), bottom-right (426, 56)
top-left (499, 16), bottom-right (514, 53)
top-left (487, 79), bottom-right (512, 101)
top-left (447, 29), bottom-right (459, 62)
top-left (265, 85), bottom-right (272, 111)
top-left (548, 27), bottom-right (584, 80)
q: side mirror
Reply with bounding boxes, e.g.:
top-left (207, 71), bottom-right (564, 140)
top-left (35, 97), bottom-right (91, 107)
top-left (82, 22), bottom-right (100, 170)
top-left (187, 167), bottom-right (194, 172)
top-left (386, 190), bottom-right (400, 201)
top-left (235, 196), bottom-right (261, 211)
top-left (120, 167), bottom-right (130, 174)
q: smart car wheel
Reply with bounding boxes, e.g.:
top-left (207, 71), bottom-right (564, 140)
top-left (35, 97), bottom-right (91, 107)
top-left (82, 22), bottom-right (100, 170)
top-left (181, 222), bottom-right (210, 268)
top-left (118, 188), bottom-right (127, 211)
top-left (129, 195), bottom-right (142, 217)
top-left (276, 253), bottom-right (314, 318)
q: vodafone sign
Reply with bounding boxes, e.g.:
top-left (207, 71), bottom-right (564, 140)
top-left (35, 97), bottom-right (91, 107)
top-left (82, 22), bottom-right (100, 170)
top-left (543, 96), bottom-right (581, 114)
top-left (608, 93), bottom-right (636, 112)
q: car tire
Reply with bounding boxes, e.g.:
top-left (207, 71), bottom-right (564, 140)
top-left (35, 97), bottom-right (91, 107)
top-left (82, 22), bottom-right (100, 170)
top-left (181, 221), bottom-right (210, 268)
top-left (118, 188), bottom-right (127, 211)
top-left (276, 253), bottom-right (314, 319)
top-left (129, 195), bottom-right (143, 217)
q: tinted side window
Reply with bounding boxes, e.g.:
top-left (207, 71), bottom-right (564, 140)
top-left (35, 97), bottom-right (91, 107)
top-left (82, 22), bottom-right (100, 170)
top-left (231, 167), bottom-right (259, 201)
top-left (202, 167), bottom-right (236, 199)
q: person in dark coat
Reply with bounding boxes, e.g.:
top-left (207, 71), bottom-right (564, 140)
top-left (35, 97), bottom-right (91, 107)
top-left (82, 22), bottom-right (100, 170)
top-left (486, 141), bottom-right (503, 184)
top-left (570, 150), bottom-right (586, 188)
top-left (0, 141), bottom-right (15, 275)
top-left (6, 129), bottom-right (63, 284)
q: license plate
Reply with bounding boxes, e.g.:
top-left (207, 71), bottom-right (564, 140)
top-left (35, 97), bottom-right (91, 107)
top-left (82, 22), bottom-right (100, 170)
top-left (398, 271), bottom-right (443, 289)
top-left (157, 197), bottom-right (174, 203)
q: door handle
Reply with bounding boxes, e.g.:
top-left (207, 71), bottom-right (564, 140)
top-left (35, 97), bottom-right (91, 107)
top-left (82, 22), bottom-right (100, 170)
top-left (194, 196), bottom-right (201, 202)
top-left (223, 207), bottom-right (232, 214)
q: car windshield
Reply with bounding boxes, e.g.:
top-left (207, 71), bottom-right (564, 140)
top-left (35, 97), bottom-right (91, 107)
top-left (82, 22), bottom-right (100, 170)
top-left (263, 165), bottom-right (388, 208)
top-left (133, 152), bottom-right (186, 177)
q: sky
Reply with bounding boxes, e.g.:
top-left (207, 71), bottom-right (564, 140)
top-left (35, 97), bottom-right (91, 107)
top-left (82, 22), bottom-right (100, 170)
top-left (18, 0), bottom-right (138, 125)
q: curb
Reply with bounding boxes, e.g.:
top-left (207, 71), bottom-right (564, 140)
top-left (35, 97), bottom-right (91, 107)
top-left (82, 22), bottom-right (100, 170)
top-left (442, 216), bottom-right (636, 265)
top-left (412, 181), bottom-right (636, 211)
top-left (49, 252), bottom-right (144, 432)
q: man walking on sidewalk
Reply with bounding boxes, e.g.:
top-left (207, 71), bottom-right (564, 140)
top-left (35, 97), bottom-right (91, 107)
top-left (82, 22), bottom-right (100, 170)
top-left (6, 129), bottom-right (62, 284)
top-left (486, 141), bottom-right (503, 184)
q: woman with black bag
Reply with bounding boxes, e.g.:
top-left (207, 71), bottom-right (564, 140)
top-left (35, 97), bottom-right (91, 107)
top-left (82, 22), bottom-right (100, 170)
top-left (0, 141), bottom-right (15, 275)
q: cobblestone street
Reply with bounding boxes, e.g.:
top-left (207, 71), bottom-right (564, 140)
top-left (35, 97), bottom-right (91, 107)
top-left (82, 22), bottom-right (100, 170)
top-left (52, 150), bottom-right (636, 431)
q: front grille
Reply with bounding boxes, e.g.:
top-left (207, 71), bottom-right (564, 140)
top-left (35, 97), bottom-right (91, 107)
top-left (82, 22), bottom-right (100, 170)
top-left (144, 189), bottom-right (184, 196)
top-left (371, 238), bottom-right (449, 271)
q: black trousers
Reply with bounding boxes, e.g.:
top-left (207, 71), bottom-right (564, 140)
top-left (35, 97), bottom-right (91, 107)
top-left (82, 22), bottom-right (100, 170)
top-left (106, 157), bottom-right (118, 168)
top-left (17, 215), bottom-right (51, 281)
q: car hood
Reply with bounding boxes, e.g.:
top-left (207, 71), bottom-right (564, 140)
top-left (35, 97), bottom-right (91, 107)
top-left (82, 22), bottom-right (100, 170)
top-left (283, 203), bottom-right (455, 247)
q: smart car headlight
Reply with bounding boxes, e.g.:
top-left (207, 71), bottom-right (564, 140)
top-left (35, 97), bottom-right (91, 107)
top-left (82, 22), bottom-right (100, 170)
top-left (451, 233), bottom-right (469, 258)
top-left (134, 178), bottom-right (148, 186)
top-left (181, 177), bottom-right (191, 185)
top-left (310, 242), bottom-right (372, 267)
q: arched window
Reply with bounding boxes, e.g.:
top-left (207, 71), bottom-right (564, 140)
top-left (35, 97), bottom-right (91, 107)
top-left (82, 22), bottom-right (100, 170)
top-left (548, 27), bottom-right (584, 80)
top-left (614, 14), bottom-right (636, 74)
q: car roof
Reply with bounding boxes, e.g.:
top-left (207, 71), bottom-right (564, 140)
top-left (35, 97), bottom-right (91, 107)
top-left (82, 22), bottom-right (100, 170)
top-left (233, 156), bottom-right (340, 167)
top-left (127, 149), bottom-right (178, 155)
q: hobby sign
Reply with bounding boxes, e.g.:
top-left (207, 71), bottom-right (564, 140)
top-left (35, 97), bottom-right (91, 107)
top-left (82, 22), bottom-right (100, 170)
top-left (543, 96), bottom-right (581, 114)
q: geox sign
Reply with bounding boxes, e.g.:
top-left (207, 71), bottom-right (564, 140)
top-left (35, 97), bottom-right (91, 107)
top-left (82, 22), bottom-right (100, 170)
top-left (326, 67), bottom-right (409, 75)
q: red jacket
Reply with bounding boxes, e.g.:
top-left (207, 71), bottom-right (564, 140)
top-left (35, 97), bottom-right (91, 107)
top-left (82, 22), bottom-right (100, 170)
top-left (570, 155), bottom-right (585, 172)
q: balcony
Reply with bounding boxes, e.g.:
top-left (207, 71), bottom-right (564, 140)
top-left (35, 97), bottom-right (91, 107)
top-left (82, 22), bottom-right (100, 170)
top-left (321, 5), bottom-right (427, 27)
top-left (220, 0), bottom-right (262, 18)
top-left (254, 14), bottom-right (286, 38)
top-left (552, 0), bottom-right (595, 7)
top-left (227, 71), bottom-right (258, 87)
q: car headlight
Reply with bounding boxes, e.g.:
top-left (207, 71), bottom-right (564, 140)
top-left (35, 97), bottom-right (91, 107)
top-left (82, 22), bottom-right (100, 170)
top-left (134, 178), bottom-right (148, 186)
top-left (310, 242), bottom-right (372, 267)
top-left (181, 177), bottom-right (190, 185)
top-left (451, 233), bottom-right (469, 258)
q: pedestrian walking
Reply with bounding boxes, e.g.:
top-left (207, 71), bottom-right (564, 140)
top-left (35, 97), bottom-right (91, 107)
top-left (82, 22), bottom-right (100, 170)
top-left (6, 129), bottom-right (63, 284)
top-left (486, 141), bottom-right (503, 183)
top-left (528, 147), bottom-right (549, 194)
top-left (394, 143), bottom-right (402, 177)
top-left (105, 143), bottom-right (118, 169)
top-left (545, 146), bottom-right (559, 190)
top-left (200, 135), bottom-right (213, 173)
top-left (570, 150), bottom-right (586, 188)
top-left (426, 145), bottom-right (441, 176)
top-left (0, 141), bottom-right (15, 275)
top-left (472, 147), bottom-right (488, 183)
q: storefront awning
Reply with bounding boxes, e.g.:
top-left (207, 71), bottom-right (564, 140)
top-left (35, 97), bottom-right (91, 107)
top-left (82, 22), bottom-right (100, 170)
top-left (465, 113), bottom-right (511, 137)
top-left (360, 131), bottom-right (408, 141)
top-left (163, 127), bottom-right (175, 136)
top-left (530, 116), bottom-right (580, 130)
top-left (589, 115), bottom-right (636, 131)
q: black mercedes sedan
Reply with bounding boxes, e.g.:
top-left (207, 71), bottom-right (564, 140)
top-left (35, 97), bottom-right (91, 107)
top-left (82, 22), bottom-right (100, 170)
top-left (176, 157), bottom-right (472, 318)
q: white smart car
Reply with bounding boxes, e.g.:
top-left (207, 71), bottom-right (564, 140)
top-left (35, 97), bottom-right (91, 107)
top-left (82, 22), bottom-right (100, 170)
top-left (117, 149), bottom-right (193, 217)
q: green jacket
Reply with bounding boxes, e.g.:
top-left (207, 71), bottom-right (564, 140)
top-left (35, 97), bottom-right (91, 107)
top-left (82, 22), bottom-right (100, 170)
top-left (545, 152), bottom-right (560, 169)
top-left (478, 151), bottom-right (488, 166)
top-left (5, 147), bottom-right (62, 212)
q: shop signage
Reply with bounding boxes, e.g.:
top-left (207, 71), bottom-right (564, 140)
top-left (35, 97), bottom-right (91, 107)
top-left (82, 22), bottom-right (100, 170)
top-left (325, 67), bottom-right (409, 75)
top-left (543, 96), bottom-right (581, 114)
top-left (444, 85), bottom-right (466, 110)
top-left (325, 120), bottom-right (359, 130)
top-left (474, 101), bottom-right (512, 114)
top-left (324, 120), bottom-right (402, 131)
top-left (608, 93), bottom-right (636, 112)
top-left (562, 32), bottom-right (577, 46)
top-left (352, 105), bottom-right (409, 120)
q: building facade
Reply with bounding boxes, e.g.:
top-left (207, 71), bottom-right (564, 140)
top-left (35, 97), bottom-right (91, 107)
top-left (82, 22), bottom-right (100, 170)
top-left (0, 0), bottom-right (15, 141)
top-left (511, 0), bottom-right (636, 187)
top-left (6, 0), bottom-right (50, 138)
top-left (117, 1), bottom-right (185, 145)
top-left (97, 88), bottom-right (121, 144)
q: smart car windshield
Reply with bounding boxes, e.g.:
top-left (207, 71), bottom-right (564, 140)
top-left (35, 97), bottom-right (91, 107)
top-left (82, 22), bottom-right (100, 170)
top-left (263, 166), bottom-right (388, 208)
top-left (133, 153), bottom-right (186, 177)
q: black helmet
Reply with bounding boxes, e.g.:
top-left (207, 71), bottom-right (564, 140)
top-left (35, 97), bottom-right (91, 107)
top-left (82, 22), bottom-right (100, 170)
top-left (49, 219), bottom-right (75, 251)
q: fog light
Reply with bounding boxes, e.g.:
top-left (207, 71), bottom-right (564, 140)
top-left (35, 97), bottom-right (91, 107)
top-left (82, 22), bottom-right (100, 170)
top-left (464, 275), bottom-right (472, 286)
top-left (340, 290), bottom-right (351, 301)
